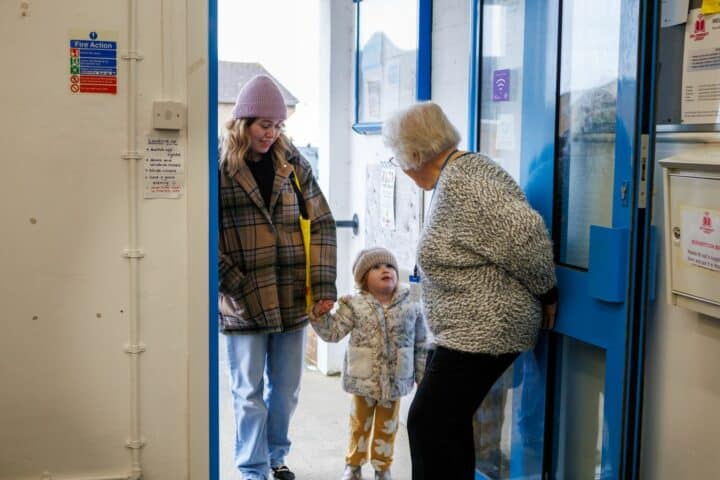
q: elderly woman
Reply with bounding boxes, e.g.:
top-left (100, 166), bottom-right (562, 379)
top-left (382, 102), bottom-right (557, 480)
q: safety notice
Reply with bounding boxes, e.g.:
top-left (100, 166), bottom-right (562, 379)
top-left (144, 136), bottom-right (184, 198)
top-left (68, 30), bottom-right (118, 95)
top-left (681, 206), bottom-right (720, 272)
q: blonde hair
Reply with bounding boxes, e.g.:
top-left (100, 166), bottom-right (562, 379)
top-left (382, 101), bottom-right (461, 170)
top-left (220, 118), bottom-right (291, 173)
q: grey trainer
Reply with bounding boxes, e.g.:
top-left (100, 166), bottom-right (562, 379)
top-left (374, 470), bottom-right (392, 480)
top-left (342, 464), bottom-right (363, 480)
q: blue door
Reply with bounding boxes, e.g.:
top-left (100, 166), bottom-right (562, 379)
top-left (471, 0), bottom-right (657, 478)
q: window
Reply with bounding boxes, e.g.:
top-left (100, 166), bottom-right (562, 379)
top-left (352, 0), bottom-right (432, 134)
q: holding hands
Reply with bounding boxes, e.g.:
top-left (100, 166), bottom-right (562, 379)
top-left (312, 299), bottom-right (335, 317)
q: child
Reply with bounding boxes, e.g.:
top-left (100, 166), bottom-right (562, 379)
top-left (310, 247), bottom-right (427, 480)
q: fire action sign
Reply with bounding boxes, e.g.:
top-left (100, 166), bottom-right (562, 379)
top-left (68, 30), bottom-right (118, 95)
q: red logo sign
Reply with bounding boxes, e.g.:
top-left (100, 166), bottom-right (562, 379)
top-left (700, 211), bottom-right (715, 234)
top-left (691, 14), bottom-right (709, 41)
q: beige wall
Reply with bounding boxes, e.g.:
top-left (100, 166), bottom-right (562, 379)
top-left (0, 1), bottom-right (209, 478)
top-left (640, 135), bottom-right (720, 479)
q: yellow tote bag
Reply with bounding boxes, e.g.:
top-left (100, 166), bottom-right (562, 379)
top-left (291, 171), bottom-right (313, 312)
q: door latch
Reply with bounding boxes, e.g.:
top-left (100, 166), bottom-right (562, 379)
top-left (638, 134), bottom-right (649, 209)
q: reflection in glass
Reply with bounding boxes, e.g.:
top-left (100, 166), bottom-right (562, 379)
top-left (474, 366), bottom-right (514, 480)
top-left (474, 351), bottom-right (546, 480)
top-left (554, 337), bottom-right (607, 479)
top-left (479, 1), bottom-right (526, 181)
top-left (557, 0), bottom-right (621, 269)
top-left (357, 0), bottom-right (418, 123)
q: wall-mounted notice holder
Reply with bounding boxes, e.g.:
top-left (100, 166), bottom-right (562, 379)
top-left (660, 145), bottom-right (720, 318)
top-left (657, 0), bottom-right (720, 132)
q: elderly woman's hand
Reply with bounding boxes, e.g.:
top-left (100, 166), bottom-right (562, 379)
top-left (312, 299), bottom-right (335, 317)
top-left (541, 302), bottom-right (558, 330)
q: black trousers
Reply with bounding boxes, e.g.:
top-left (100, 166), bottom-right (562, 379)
top-left (407, 346), bottom-right (519, 480)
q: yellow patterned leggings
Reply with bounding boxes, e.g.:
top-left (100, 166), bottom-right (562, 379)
top-left (346, 395), bottom-right (401, 472)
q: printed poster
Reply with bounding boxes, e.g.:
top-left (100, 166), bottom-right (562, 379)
top-left (661, 0), bottom-right (690, 27)
top-left (681, 8), bottom-right (720, 123)
top-left (68, 30), bottom-right (118, 94)
top-left (495, 113), bottom-right (516, 151)
top-left (681, 206), bottom-right (720, 272)
top-left (380, 166), bottom-right (396, 230)
top-left (144, 136), bottom-right (185, 198)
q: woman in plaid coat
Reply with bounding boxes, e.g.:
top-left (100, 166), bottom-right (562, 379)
top-left (218, 74), bottom-right (337, 480)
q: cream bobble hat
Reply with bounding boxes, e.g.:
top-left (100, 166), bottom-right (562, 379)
top-left (352, 247), bottom-right (398, 287)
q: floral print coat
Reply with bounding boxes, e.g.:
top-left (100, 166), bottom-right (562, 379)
top-left (309, 284), bottom-right (427, 402)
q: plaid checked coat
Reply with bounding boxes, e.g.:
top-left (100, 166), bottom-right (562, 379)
top-left (219, 145), bottom-right (337, 334)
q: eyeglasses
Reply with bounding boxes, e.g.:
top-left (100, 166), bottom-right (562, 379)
top-left (388, 156), bottom-right (401, 168)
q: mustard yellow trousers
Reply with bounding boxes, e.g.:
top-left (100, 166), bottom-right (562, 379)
top-left (346, 395), bottom-right (401, 472)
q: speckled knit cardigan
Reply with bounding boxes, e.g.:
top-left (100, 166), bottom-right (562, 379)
top-left (417, 152), bottom-right (556, 355)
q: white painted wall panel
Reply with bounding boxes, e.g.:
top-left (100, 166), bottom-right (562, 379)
top-left (0, 0), bottom-right (203, 478)
top-left (640, 137), bottom-right (720, 480)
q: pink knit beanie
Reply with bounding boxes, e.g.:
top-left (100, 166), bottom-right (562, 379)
top-left (231, 74), bottom-right (288, 120)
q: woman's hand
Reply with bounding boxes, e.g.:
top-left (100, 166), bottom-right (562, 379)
top-left (541, 302), bottom-right (558, 330)
top-left (312, 299), bottom-right (334, 317)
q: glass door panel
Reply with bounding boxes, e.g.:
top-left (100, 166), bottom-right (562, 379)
top-left (474, 368), bottom-right (514, 480)
top-left (479, 0), bottom-right (527, 181)
top-left (554, 337), bottom-right (607, 480)
top-left (557, 0), bottom-right (622, 269)
top-left (475, 0), bottom-right (654, 478)
top-left (476, 2), bottom-right (540, 478)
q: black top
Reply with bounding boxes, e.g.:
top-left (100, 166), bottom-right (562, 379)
top-left (247, 153), bottom-right (275, 209)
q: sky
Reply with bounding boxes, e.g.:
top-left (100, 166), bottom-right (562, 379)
top-left (218, 0), bottom-right (321, 146)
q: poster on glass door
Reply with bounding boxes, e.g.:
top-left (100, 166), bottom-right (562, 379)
top-left (681, 8), bottom-right (720, 124)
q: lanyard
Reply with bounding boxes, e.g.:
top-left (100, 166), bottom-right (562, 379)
top-left (427, 148), bottom-right (458, 212)
top-left (411, 148), bottom-right (458, 283)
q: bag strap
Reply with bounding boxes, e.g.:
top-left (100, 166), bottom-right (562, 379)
top-left (289, 169), bottom-right (309, 219)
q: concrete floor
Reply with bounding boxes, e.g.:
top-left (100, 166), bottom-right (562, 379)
top-left (220, 347), bottom-right (413, 480)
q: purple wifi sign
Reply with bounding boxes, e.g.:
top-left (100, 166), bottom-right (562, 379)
top-left (492, 69), bottom-right (510, 102)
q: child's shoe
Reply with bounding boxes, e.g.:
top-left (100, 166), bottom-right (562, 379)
top-left (374, 469), bottom-right (391, 480)
top-left (342, 464), bottom-right (362, 480)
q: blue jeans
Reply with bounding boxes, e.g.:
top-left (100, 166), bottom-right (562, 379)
top-left (225, 328), bottom-right (305, 480)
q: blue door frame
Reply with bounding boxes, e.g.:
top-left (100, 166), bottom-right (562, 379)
top-left (469, 0), bottom-right (658, 478)
top-left (209, 0), bottom-right (658, 478)
top-left (209, 0), bottom-right (219, 477)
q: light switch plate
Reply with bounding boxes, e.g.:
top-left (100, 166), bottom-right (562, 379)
top-left (153, 101), bottom-right (186, 130)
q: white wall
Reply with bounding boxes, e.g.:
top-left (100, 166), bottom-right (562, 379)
top-left (0, 1), bottom-right (209, 478)
top-left (640, 135), bottom-right (720, 479)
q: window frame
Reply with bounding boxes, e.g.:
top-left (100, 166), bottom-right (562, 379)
top-left (352, 0), bottom-right (433, 135)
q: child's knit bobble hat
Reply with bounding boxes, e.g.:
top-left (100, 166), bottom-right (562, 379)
top-left (231, 74), bottom-right (287, 120)
top-left (352, 247), bottom-right (398, 286)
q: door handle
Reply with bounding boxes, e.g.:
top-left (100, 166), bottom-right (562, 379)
top-left (336, 214), bottom-right (359, 236)
top-left (588, 225), bottom-right (629, 302)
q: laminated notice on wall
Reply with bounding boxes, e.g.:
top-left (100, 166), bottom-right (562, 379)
top-left (144, 136), bottom-right (184, 198)
top-left (681, 8), bottom-right (720, 124)
top-left (681, 206), bottom-right (720, 272)
top-left (380, 166), bottom-right (396, 231)
top-left (365, 164), bottom-right (422, 272)
top-left (661, 0), bottom-right (690, 27)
